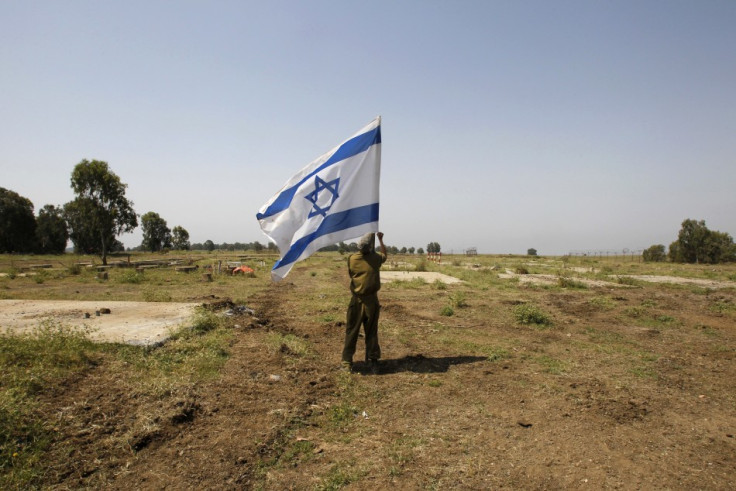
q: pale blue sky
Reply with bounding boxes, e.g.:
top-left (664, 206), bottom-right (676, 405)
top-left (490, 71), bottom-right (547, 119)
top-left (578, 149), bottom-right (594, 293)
top-left (2, 1), bottom-right (734, 255)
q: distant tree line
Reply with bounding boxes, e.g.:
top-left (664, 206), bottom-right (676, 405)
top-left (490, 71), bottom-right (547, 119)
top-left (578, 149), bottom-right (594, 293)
top-left (1, 160), bottom-right (191, 263)
top-left (188, 240), bottom-right (278, 252)
top-left (644, 219), bottom-right (735, 264)
top-left (2, 159), bottom-right (447, 262)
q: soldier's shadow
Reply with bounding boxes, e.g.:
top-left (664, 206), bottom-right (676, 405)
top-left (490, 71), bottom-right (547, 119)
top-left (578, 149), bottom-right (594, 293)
top-left (354, 354), bottom-right (487, 375)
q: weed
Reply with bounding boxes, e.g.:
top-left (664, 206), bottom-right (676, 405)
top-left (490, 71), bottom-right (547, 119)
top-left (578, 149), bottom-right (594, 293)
top-left (615, 276), bottom-right (638, 286)
top-left (428, 379), bottom-right (442, 387)
top-left (432, 279), bottom-right (447, 290)
top-left (513, 304), bottom-right (552, 327)
top-left (189, 308), bottom-right (221, 334)
top-left (484, 346), bottom-right (511, 362)
top-left (695, 324), bottom-right (719, 337)
top-left (588, 296), bottom-right (616, 311)
top-left (449, 291), bottom-right (467, 308)
top-left (624, 306), bottom-right (646, 318)
top-left (710, 300), bottom-right (735, 314)
top-left (142, 287), bottom-right (172, 302)
top-left (328, 400), bottom-right (358, 426)
top-left (118, 269), bottom-right (144, 284)
top-left (535, 354), bottom-right (567, 374)
top-left (557, 276), bottom-right (587, 289)
top-left (440, 306), bottom-right (454, 316)
top-left (265, 332), bottom-right (313, 358)
top-left (316, 461), bottom-right (366, 490)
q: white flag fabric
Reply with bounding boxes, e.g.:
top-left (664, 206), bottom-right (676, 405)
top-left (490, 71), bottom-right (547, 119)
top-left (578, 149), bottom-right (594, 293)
top-left (257, 117), bottom-right (381, 281)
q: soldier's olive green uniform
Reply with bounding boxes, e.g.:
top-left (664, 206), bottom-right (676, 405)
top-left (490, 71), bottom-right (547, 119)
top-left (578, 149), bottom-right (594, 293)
top-left (342, 250), bottom-right (387, 364)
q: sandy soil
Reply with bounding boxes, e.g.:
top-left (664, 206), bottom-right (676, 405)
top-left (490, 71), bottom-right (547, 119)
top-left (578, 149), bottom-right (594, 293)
top-left (381, 271), bottom-right (464, 284)
top-left (619, 275), bottom-right (736, 289)
top-left (498, 270), bottom-right (626, 288)
top-left (0, 300), bottom-right (198, 345)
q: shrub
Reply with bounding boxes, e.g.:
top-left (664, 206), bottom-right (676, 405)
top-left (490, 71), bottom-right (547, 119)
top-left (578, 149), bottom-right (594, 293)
top-left (440, 306), bottom-right (454, 316)
top-left (190, 309), bottom-right (220, 334)
top-left (513, 304), bottom-right (551, 327)
top-left (642, 244), bottom-right (667, 262)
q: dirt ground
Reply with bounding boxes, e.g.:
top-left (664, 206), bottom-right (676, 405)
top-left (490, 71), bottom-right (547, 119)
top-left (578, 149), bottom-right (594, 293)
top-left (12, 264), bottom-right (736, 489)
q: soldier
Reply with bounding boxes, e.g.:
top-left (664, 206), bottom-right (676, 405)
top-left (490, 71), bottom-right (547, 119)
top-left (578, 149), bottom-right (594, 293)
top-left (342, 232), bottom-right (387, 374)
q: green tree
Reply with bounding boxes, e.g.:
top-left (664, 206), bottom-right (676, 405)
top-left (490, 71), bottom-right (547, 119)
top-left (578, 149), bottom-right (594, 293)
top-left (527, 248), bottom-right (538, 256)
top-left (171, 226), bottom-right (190, 250)
top-left (204, 239), bottom-right (215, 252)
top-left (670, 219), bottom-right (735, 264)
top-left (141, 212), bottom-right (172, 252)
top-left (642, 244), bottom-right (666, 262)
top-left (65, 160), bottom-right (138, 264)
top-left (427, 242), bottom-right (441, 253)
top-left (35, 205), bottom-right (69, 254)
top-left (0, 187), bottom-right (37, 253)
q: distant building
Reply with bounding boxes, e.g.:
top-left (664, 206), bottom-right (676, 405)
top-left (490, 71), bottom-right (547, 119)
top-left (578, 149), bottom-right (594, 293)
top-left (465, 247), bottom-right (477, 256)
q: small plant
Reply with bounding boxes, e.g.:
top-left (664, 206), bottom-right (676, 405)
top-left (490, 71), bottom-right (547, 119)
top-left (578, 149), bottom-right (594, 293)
top-left (414, 260), bottom-right (427, 272)
top-left (616, 276), bottom-right (638, 286)
top-left (557, 276), bottom-right (587, 289)
top-left (190, 308), bottom-right (220, 333)
top-left (431, 279), bottom-right (447, 290)
top-left (118, 269), bottom-right (144, 284)
top-left (440, 306), bottom-right (454, 316)
top-left (515, 266), bottom-right (529, 275)
top-left (449, 291), bottom-right (467, 308)
top-left (67, 263), bottom-right (82, 275)
top-left (142, 287), bottom-right (172, 302)
top-left (588, 296), bottom-right (616, 311)
top-left (513, 303), bottom-right (551, 327)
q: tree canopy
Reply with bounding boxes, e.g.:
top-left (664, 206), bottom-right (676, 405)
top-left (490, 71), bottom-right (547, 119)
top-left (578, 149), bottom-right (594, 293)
top-left (35, 205), bottom-right (69, 254)
top-left (669, 219), bottom-right (735, 264)
top-left (171, 226), bottom-right (190, 250)
top-left (0, 187), bottom-right (37, 253)
top-left (65, 160), bottom-right (137, 264)
top-left (141, 212), bottom-right (172, 252)
top-left (642, 244), bottom-right (666, 262)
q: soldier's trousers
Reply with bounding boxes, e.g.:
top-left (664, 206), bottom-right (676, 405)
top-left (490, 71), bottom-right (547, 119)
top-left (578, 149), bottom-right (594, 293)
top-left (342, 293), bottom-right (381, 363)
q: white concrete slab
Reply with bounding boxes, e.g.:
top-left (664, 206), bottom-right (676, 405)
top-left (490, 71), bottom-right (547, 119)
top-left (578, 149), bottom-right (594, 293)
top-left (0, 300), bottom-right (199, 346)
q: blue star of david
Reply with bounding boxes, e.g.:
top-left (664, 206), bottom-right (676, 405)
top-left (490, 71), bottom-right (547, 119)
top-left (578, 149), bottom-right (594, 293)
top-left (305, 175), bottom-right (340, 218)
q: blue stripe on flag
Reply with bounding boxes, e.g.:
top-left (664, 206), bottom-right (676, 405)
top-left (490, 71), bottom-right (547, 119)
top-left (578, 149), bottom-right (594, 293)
top-left (272, 203), bottom-right (379, 272)
top-left (256, 125), bottom-right (381, 220)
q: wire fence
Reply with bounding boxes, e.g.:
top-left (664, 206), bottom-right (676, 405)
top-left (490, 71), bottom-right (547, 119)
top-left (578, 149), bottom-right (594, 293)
top-left (566, 249), bottom-right (645, 262)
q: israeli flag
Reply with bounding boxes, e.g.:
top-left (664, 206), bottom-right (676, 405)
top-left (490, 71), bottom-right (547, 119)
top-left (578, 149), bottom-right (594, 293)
top-left (257, 117), bottom-right (381, 281)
